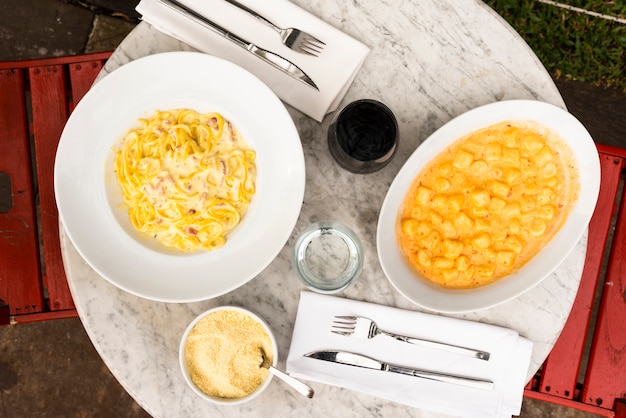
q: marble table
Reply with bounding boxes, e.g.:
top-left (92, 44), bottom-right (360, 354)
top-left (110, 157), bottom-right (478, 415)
top-left (60, 0), bottom-right (585, 416)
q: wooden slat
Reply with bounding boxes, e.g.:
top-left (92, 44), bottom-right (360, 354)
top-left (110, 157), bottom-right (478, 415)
top-left (28, 64), bottom-right (72, 311)
top-left (615, 399), bottom-right (626, 418)
top-left (583, 152), bottom-right (626, 409)
top-left (0, 51), bottom-right (112, 71)
top-left (523, 390), bottom-right (615, 417)
top-left (0, 68), bottom-right (44, 316)
top-left (0, 303), bottom-right (8, 326)
top-left (68, 57), bottom-right (107, 111)
top-left (12, 308), bottom-right (77, 324)
top-left (0, 53), bottom-right (111, 323)
top-left (537, 151), bottom-right (624, 398)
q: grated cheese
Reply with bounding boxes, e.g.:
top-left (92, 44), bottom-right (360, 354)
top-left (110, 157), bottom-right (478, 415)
top-left (184, 309), bottom-right (273, 399)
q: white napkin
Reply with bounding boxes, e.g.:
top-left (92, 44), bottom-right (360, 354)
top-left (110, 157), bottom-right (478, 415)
top-left (136, 0), bottom-right (370, 122)
top-left (286, 291), bottom-right (533, 418)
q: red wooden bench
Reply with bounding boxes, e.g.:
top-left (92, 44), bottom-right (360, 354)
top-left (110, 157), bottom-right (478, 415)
top-left (0, 53), bottom-right (624, 416)
top-left (524, 143), bottom-right (626, 417)
top-left (0, 52), bottom-right (111, 325)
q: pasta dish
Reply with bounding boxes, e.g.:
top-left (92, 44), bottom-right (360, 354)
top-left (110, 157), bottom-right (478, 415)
top-left (397, 121), bottom-right (579, 289)
top-left (114, 109), bottom-right (256, 251)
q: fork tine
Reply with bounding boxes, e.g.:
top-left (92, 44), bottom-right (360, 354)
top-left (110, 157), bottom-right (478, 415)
top-left (332, 316), bottom-right (355, 324)
top-left (331, 321), bottom-right (355, 328)
top-left (303, 33), bottom-right (326, 48)
top-left (299, 45), bottom-right (321, 56)
top-left (330, 330), bottom-right (352, 336)
top-left (331, 323), bottom-right (354, 329)
top-left (331, 315), bottom-right (356, 330)
top-left (299, 40), bottom-right (324, 56)
top-left (304, 37), bottom-right (326, 47)
top-left (296, 47), bottom-right (317, 57)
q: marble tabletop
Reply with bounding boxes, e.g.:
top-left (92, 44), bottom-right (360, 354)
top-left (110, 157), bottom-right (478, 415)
top-left (60, 0), bottom-right (585, 417)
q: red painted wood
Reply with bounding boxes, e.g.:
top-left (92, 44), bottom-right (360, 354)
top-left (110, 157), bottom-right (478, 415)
top-left (582, 160), bottom-right (626, 409)
top-left (11, 308), bottom-right (78, 324)
top-left (524, 144), bottom-right (626, 416)
top-left (68, 57), bottom-right (107, 111)
top-left (0, 53), bottom-right (110, 323)
top-left (0, 51), bottom-right (112, 71)
top-left (0, 68), bottom-right (45, 315)
top-left (28, 64), bottom-right (73, 311)
top-left (598, 143), bottom-right (626, 158)
top-left (0, 303), bottom-right (10, 325)
top-left (523, 390), bottom-right (615, 417)
top-left (615, 399), bottom-right (626, 418)
top-left (537, 152), bottom-right (624, 398)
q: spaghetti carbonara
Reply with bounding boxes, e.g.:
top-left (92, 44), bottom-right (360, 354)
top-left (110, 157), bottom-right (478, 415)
top-left (114, 109), bottom-right (256, 251)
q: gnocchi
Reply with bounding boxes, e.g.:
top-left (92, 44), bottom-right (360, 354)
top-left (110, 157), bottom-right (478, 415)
top-left (397, 121), bottom-right (579, 289)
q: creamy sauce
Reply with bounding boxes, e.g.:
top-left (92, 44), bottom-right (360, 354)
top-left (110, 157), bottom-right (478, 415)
top-left (115, 110), bottom-right (256, 251)
top-left (397, 121), bottom-right (579, 289)
top-left (141, 122), bottom-right (247, 215)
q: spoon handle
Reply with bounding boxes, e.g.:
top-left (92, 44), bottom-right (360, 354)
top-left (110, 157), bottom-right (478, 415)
top-left (269, 366), bottom-right (314, 398)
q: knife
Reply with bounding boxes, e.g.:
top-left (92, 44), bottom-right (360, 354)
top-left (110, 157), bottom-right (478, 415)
top-left (304, 350), bottom-right (494, 391)
top-left (158, 0), bottom-right (319, 91)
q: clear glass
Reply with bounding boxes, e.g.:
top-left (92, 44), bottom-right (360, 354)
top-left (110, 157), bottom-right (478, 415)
top-left (293, 222), bottom-right (363, 294)
top-left (327, 99), bottom-right (398, 174)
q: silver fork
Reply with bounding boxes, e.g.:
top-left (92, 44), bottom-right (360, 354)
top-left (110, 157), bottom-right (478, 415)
top-left (222, 0), bottom-right (325, 56)
top-left (332, 316), bottom-right (490, 361)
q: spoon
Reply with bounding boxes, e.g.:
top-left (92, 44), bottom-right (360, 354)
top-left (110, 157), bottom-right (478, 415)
top-left (260, 348), bottom-right (314, 398)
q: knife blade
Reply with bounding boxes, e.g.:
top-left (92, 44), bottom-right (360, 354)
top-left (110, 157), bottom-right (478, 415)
top-left (304, 350), bottom-right (493, 391)
top-left (158, 0), bottom-right (319, 90)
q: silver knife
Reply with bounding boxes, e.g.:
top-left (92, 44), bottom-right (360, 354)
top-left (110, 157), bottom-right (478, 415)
top-left (158, 0), bottom-right (319, 90)
top-left (304, 350), bottom-right (493, 391)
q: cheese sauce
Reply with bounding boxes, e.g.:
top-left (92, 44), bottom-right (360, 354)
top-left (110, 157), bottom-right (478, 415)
top-left (114, 109), bottom-right (256, 252)
top-left (397, 121), bottom-right (579, 289)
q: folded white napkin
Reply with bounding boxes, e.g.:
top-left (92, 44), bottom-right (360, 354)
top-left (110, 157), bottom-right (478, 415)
top-left (136, 0), bottom-right (370, 122)
top-left (286, 291), bottom-right (533, 418)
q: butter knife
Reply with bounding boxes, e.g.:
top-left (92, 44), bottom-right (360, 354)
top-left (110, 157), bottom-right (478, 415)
top-left (158, 0), bottom-right (319, 90)
top-left (304, 350), bottom-right (493, 391)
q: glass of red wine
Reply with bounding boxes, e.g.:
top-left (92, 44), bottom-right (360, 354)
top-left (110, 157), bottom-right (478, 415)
top-left (327, 99), bottom-right (398, 174)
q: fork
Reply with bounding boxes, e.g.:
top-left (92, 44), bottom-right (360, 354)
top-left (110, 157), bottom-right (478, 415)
top-left (332, 316), bottom-right (491, 361)
top-left (222, 0), bottom-right (325, 56)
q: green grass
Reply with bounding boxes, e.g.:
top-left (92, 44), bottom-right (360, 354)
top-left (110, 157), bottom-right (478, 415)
top-left (483, 0), bottom-right (626, 91)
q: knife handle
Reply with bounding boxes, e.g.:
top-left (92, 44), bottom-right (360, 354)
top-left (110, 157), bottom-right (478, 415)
top-left (159, 0), bottom-right (249, 49)
top-left (381, 330), bottom-right (490, 361)
top-left (386, 365), bottom-right (494, 391)
top-left (222, 0), bottom-right (277, 31)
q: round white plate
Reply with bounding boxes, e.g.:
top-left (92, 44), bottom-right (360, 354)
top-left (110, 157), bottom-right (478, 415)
top-left (377, 100), bottom-right (600, 313)
top-left (55, 52), bottom-right (305, 302)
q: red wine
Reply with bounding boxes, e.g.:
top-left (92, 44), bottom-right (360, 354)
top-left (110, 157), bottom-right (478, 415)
top-left (328, 99), bottom-right (398, 174)
top-left (336, 101), bottom-right (397, 161)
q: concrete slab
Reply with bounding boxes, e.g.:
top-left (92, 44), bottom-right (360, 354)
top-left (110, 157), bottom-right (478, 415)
top-left (0, 318), bottom-right (150, 418)
top-left (0, 0), bottom-right (95, 60)
top-left (555, 78), bottom-right (626, 149)
top-left (69, 0), bottom-right (141, 18)
top-left (86, 14), bottom-right (136, 53)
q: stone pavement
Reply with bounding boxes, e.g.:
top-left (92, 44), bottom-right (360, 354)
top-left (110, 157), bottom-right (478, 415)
top-left (0, 0), bottom-right (623, 417)
top-left (0, 0), bottom-right (138, 61)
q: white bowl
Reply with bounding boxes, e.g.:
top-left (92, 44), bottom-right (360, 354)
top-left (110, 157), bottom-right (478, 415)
top-left (54, 52), bottom-right (305, 302)
top-left (179, 306), bottom-right (277, 405)
top-left (377, 100), bottom-right (600, 313)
